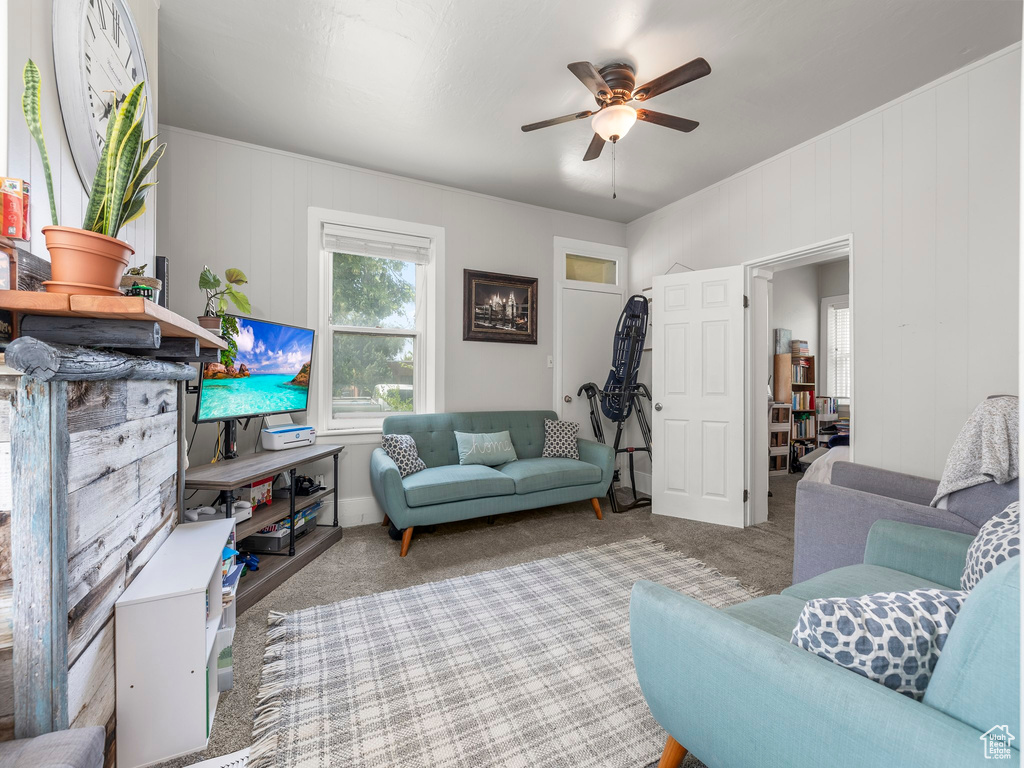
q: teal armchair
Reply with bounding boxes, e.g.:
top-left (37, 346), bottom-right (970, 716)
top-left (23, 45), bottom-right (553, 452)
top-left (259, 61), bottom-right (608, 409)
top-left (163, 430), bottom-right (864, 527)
top-left (630, 521), bottom-right (1020, 767)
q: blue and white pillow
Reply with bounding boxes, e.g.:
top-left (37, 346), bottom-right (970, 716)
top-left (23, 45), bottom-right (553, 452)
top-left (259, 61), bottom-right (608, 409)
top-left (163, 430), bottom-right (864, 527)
top-left (962, 501), bottom-right (1020, 591)
top-left (791, 589), bottom-right (967, 700)
top-left (381, 433), bottom-right (426, 478)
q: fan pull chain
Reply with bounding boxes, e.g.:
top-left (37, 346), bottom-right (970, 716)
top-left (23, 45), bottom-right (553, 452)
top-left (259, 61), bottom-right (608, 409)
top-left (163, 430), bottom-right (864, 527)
top-left (612, 140), bottom-right (617, 200)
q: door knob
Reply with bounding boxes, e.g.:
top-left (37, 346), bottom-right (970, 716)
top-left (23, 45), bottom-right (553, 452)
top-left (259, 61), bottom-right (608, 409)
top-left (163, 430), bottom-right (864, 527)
top-left (654, 403), bottom-right (663, 411)
top-left (564, 395), bottom-right (573, 403)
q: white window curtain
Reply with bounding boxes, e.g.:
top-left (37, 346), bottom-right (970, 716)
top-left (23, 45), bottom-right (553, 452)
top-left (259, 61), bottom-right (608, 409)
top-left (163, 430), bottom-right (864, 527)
top-left (827, 303), bottom-right (851, 398)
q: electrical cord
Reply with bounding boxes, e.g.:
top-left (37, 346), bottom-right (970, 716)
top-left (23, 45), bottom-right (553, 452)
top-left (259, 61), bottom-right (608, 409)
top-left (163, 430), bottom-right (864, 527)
top-left (253, 417), bottom-right (265, 453)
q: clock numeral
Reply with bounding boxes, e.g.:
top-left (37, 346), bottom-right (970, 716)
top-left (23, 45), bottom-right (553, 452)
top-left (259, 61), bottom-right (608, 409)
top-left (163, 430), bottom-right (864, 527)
top-left (86, 16), bottom-right (96, 40)
top-left (84, 52), bottom-right (91, 74)
top-left (97, 130), bottom-right (105, 148)
top-left (97, 0), bottom-right (106, 29)
top-left (112, 8), bottom-right (121, 45)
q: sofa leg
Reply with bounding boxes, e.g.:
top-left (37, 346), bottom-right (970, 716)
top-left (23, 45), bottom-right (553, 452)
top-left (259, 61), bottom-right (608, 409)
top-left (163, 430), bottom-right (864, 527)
top-left (590, 498), bottom-right (603, 520)
top-left (657, 735), bottom-right (687, 768)
top-left (381, 514), bottom-right (390, 527)
top-left (400, 527), bottom-right (414, 557)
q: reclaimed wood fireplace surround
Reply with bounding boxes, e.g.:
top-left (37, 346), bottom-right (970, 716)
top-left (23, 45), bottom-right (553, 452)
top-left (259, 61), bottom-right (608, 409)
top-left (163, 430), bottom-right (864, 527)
top-left (0, 301), bottom-right (226, 764)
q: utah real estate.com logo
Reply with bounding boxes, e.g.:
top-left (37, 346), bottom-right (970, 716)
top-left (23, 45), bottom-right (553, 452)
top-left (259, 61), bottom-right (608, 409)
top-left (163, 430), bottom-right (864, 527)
top-left (980, 726), bottom-right (1015, 759)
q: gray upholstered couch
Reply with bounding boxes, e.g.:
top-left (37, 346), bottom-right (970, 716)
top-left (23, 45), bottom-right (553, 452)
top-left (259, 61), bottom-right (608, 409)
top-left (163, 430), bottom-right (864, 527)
top-left (0, 726), bottom-right (105, 768)
top-left (793, 461), bottom-right (1018, 583)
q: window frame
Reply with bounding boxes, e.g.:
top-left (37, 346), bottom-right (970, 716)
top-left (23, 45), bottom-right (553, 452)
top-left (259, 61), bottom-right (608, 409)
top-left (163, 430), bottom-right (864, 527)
top-left (820, 293), bottom-right (851, 400)
top-left (307, 208), bottom-right (445, 438)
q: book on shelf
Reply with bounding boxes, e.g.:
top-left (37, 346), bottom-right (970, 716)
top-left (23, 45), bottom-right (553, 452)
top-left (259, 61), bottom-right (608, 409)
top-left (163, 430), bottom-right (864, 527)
top-left (791, 412), bottom-right (816, 440)
top-left (791, 391), bottom-right (815, 411)
top-left (790, 340), bottom-right (810, 355)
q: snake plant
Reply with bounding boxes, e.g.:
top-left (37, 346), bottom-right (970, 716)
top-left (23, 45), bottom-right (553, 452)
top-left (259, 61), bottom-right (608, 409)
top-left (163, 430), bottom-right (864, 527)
top-left (21, 60), bottom-right (58, 227)
top-left (22, 59), bottom-right (165, 239)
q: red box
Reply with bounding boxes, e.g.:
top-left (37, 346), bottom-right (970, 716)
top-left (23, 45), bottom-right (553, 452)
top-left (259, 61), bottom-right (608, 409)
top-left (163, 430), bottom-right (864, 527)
top-left (1, 178), bottom-right (24, 240)
top-left (21, 181), bottom-right (30, 240)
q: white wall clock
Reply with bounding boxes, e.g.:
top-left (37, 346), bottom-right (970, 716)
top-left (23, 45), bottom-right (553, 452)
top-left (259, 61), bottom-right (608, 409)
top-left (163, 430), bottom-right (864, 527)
top-left (53, 0), bottom-right (153, 192)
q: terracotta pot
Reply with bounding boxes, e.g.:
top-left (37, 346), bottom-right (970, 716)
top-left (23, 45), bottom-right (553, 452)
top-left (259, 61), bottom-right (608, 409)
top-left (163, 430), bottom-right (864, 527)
top-left (42, 226), bottom-right (133, 295)
top-left (197, 315), bottom-right (222, 333)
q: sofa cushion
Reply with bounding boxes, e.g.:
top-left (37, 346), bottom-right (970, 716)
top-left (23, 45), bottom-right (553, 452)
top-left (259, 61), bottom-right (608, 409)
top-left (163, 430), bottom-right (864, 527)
top-left (383, 411), bottom-right (555, 467)
top-left (402, 465), bottom-right (515, 508)
top-left (783, 564), bottom-right (946, 602)
top-left (790, 588), bottom-right (968, 701)
top-left (498, 457), bottom-right (601, 495)
top-left (722, 595), bottom-right (809, 640)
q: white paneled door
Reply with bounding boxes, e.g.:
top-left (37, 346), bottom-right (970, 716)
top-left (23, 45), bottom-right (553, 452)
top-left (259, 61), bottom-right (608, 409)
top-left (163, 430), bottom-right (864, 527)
top-left (652, 266), bottom-right (746, 527)
top-left (559, 288), bottom-right (623, 426)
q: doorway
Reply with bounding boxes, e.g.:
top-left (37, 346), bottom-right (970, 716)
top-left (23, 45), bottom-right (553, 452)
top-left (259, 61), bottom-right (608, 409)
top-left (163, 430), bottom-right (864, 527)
top-left (745, 236), bottom-right (855, 525)
top-left (552, 238), bottom-right (628, 431)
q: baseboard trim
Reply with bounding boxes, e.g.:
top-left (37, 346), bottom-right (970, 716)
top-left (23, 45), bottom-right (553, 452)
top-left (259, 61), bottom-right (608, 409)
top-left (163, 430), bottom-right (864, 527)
top-left (624, 471), bottom-right (652, 496)
top-left (315, 495), bottom-right (384, 528)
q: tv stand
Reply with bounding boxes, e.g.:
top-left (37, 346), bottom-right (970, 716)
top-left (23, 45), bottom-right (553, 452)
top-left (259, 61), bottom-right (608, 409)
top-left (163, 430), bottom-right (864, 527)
top-left (183, 443), bottom-right (345, 612)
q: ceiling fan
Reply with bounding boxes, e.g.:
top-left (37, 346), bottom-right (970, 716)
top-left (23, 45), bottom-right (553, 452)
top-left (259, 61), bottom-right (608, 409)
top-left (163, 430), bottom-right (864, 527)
top-left (521, 57), bottom-right (711, 161)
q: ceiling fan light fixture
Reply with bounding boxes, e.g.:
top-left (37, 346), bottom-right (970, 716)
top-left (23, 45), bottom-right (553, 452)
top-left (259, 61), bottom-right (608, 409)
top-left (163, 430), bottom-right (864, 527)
top-left (592, 104), bottom-right (637, 142)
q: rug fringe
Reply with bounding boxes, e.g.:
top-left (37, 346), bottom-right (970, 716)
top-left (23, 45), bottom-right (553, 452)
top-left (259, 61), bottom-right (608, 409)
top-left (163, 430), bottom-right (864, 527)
top-left (247, 612), bottom-right (291, 768)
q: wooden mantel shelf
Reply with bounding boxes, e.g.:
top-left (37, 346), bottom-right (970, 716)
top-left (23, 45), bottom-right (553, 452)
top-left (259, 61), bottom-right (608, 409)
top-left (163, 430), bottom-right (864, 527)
top-left (0, 290), bottom-right (227, 350)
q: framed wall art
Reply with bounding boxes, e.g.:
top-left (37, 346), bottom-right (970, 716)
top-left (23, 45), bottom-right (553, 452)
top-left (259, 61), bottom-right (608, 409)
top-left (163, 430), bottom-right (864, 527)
top-left (463, 269), bottom-right (538, 344)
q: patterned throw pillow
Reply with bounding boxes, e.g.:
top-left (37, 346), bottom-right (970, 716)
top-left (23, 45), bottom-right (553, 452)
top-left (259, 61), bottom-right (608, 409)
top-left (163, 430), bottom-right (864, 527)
top-left (962, 501), bottom-right (1020, 591)
top-left (791, 589), bottom-right (968, 700)
top-left (542, 419), bottom-right (580, 460)
top-left (381, 433), bottom-right (426, 478)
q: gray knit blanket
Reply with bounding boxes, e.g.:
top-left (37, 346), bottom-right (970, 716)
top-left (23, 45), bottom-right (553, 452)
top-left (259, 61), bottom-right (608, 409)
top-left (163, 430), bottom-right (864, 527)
top-left (932, 396), bottom-right (1019, 506)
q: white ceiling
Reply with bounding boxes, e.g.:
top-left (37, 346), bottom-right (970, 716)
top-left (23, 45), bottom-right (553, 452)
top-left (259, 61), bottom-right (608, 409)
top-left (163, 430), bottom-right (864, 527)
top-left (157, 0), bottom-right (1021, 223)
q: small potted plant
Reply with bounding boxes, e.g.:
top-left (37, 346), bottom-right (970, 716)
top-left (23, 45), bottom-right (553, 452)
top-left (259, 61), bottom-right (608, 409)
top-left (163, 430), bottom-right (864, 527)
top-left (198, 266), bottom-right (250, 333)
top-left (22, 59), bottom-right (164, 295)
top-left (121, 264), bottom-right (162, 302)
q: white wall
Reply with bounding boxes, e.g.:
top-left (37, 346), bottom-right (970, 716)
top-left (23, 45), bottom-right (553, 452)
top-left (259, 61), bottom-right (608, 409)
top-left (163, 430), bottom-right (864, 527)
top-left (157, 127), bottom-right (626, 521)
top-left (771, 264), bottom-right (822, 359)
top-left (628, 45), bottom-right (1020, 480)
top-left (4, 0), bottom-right (158, 267)
top-left (818, 259), bottom-right (850, 299)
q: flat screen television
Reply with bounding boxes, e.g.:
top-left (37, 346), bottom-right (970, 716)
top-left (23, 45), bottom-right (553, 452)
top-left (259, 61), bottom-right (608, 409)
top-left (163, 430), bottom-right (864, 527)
top-left (196, 315), bottom-right (315, 423)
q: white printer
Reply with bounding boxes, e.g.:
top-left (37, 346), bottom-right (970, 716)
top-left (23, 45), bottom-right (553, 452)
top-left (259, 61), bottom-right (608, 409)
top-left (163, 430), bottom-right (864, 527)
top-left (260, 424), bottom-right (316, 451)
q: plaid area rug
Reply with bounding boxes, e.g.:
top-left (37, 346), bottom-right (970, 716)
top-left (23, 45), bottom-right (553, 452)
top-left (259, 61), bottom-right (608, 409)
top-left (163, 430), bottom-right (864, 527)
top-left (249, 538), bottom-right (754, 768)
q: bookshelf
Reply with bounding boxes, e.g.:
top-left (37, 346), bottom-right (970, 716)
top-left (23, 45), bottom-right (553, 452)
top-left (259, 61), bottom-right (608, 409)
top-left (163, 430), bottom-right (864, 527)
top-left (769, 402), bottom-right (792, 476)
top-left (790, 354), bottom-right (816, 465)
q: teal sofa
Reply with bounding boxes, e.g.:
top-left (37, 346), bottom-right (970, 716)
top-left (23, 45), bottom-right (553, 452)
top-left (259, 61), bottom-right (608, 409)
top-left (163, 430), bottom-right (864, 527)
top-left (370, 410), bottom-right (614, 556)
top-left (631, 521), bottom-right (1020, 767)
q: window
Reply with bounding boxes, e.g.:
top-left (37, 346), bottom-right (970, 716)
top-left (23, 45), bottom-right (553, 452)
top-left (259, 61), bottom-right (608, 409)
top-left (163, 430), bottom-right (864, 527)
top-left (310, 211), bottom-right (444, 434)
top-left (565, 253), bottom-right (617, 285)
top-left (824, 298), bottom-right (851, 399)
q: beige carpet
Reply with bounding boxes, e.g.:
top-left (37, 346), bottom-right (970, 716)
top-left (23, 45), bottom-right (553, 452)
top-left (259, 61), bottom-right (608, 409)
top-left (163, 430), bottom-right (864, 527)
top-left (159, 474), bottom-right (798, 767)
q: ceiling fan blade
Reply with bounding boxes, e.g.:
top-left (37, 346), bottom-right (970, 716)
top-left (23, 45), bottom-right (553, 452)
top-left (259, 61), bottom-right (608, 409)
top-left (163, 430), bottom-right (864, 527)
top-left (637, 109), bottom-right (700, 133)
top-left (633, 57), bottom-right (711, 101)
top-left (521, 110), bottom-right (593, 132)
top-left (567, 61), bottom-right (613, 102)
top-left (583, 133), bottom-right (605, 161)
